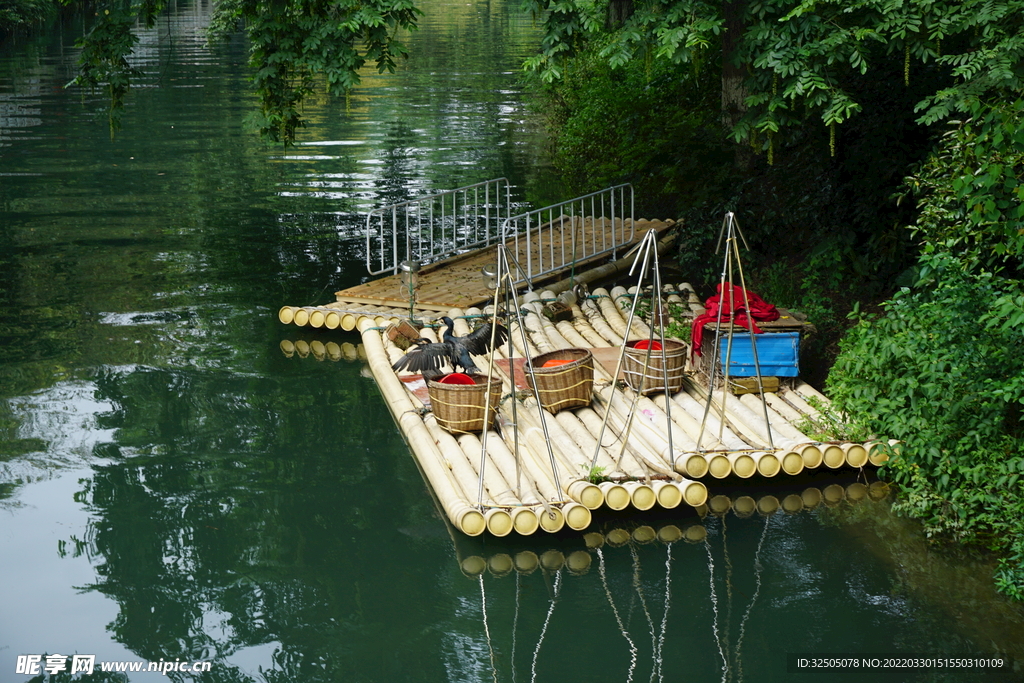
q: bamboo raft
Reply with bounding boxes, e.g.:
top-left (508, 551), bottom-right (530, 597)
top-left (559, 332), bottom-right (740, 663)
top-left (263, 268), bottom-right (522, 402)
top-left (279, 281), bottom-right (890, 537)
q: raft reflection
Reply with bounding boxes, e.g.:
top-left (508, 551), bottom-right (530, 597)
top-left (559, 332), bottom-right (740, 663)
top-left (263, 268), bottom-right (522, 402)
top-left (454, 480), bottom-right (890, 577)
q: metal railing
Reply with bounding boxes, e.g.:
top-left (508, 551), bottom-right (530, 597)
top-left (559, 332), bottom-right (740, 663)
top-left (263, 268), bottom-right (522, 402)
top-left (500, 184), bottom-right (635, 286)
top-left (365, 178), bottom-right (514, 276)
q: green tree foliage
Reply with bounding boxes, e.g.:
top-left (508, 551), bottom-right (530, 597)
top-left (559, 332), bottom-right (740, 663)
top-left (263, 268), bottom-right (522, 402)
top-left (828, 99), bottom-right (1024, 599)
top-left (208, 0), bottom-right (421, 142)
top-left (904, 99), bottom-right (1024, 276)
top-left (0, 0), bottom-right (56, 28)
top-left (61, 0), bottom-right (420, 142)
top-left (64, 0), bottom-right (166, 133)
top-left (534, 44), bottom-right (732, 216)
top-left (522, 0), bottom-right (1024, 145)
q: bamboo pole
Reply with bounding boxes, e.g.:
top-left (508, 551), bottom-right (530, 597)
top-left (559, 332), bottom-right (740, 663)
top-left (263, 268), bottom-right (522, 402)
top-left (611, 286), bottom-right (653, 338)
top-left (795, 381), bottom-right (830, 404)
top-left (755, 451), bottom-right (781, 477)
top-left (561, 501), bottom-right (593, 531)
top-left (841, 442), bottom-right (868, 467)
top-left (449, 312), bottom-right (595, 515)
top-left (866, 440), bottom-right (890, 466)
top-left (513, 403), bottom-right (605, 509)
top-left (778, 385), bottom-right (824, 422)
top-left (358, 317), bottom-right (486, 536)
top-left (421, 416), bottom-right (503, 507)
top-left (652, 480), bottom-right (681, 508)
top-left (821, 443), bottom-right (846, 469)
top-left (621, 480), bottom-right (657, 511)
top-left (572, 407), bottom-right (651, 479)
top-left (569, 312), bottom-right (611, 347)
top-left (705, 452), bottom-right (733, 479)
top-left (553, 410), bottom-right (626, 476)
top-left (454, 433), bottom-right (527, 507)
top-left (591, 387), bottom-right (677, 476)
top-left (727, 452), bottom-right (757, 478)
top-left (580, 297), bottom-right (624, 345)
top-left (592, 287), bottom-right (631, 339)
top-left (599, 480), bottom-right (631, 510)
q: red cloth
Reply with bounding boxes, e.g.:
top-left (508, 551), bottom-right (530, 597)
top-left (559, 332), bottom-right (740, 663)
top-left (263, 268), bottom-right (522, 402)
top-left (691, 283), bottom-right (779, 356)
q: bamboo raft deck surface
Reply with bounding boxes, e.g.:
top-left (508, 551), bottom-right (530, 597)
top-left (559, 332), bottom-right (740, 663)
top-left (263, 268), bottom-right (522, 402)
top-left (342, 286), bottom-right (888, 538)
top-left (333, 217), bottom-right (675, 312)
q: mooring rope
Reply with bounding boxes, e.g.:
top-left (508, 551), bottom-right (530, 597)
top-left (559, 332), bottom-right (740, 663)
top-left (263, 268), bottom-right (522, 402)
top-left (722, 514), bottom-right (735, 664)
top-left (653, 542), bottom-right (674, 683)
top-left (629, 544), bottom-right (658, 683)
top-left (530, 569), bottom-right (562, 683)
top-left (705, 535), bottom-right (729, 683)
top-left (598, 547), bottom-right (638, 683)
top-left (479, 574), bottom-right (499, 683)
top-left (511, 571), bottom-right (521, 683)
top-left (734, 515), bottom-right (771, 683)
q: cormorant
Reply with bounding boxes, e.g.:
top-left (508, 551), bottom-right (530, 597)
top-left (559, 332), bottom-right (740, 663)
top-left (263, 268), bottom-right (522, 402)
top-left (392, 316), bottom-right (508, 379)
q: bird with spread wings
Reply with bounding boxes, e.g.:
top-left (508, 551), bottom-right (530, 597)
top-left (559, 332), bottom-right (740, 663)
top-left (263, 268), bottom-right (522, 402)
top-left (392, 316), bottom-right (508, 380)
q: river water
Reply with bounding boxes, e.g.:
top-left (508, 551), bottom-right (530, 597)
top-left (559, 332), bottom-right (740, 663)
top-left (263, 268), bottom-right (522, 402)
top-left (1, 2), bottom-right (1022, 682)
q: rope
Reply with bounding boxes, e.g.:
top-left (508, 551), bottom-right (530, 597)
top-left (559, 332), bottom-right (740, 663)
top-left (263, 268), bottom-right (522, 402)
top-left (654, 542), bottom-right (674, 683)
top-left (512, 571), bottom-right (521, 683)
top-left (598, 547), bottom-right (637, 683)
top-left (705, 533), bottom-right (728, 683)
top-left (734, 515), bottom-right (771, 683)
top-left (530, 569), bottom-right (561, 683)
top-left (629, 544), bottom-right (658, 683)
top-left (479, 574), bottom-right (499, 683)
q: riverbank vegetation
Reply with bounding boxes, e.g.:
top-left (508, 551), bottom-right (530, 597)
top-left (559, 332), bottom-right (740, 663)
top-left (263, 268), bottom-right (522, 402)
top-left (526, 0), bottom-right (1024, 599)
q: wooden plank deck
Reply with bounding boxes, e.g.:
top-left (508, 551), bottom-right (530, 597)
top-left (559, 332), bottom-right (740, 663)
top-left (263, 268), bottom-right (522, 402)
top-left (335, 217), bottom-right (676, 312)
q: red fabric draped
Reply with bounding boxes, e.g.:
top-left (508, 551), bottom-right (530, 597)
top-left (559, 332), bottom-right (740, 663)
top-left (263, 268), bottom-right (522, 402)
top-left (691, 284), bottom-right (779, 356)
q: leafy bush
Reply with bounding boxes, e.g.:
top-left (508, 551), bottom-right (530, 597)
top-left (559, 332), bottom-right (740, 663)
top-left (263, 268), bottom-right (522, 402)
top-left (828, 98), bottom-right (1024, 600)
top-left (829, 255), bottom-right (1024, 599)
top-left (903, 99), bottom-right (1024, 277)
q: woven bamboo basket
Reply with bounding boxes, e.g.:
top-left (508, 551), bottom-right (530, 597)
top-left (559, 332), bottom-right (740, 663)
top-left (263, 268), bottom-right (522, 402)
top-left (428, 374), bottom-right (503, 434)
top-left (526, 348), bottom-right (594, 414)
top-left (623, 339), bottom-right (687, 395)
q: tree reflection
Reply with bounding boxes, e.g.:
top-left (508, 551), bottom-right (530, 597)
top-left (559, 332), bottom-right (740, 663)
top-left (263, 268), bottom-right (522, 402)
top-left (75, 363), bottom-right (455, 681)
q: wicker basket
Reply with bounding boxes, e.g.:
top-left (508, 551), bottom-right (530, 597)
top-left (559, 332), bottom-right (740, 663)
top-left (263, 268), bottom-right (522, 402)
top-left (526, 348), bottom-right (594, 414)
top-left (623, 339), bottom-right (687, 395)
top-left (428, 374), bottom-right (503, 434)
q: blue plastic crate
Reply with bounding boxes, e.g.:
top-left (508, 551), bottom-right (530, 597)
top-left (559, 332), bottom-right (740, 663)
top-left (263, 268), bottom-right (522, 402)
top-left (717, 332), bottom-right (800, 377)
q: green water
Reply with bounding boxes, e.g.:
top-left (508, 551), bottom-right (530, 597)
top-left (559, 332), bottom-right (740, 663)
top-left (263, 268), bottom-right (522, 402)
top-left (1, 2), bottom-right (1022, 682)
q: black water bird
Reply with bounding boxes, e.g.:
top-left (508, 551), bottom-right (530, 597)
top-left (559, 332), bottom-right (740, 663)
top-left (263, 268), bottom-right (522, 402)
top-left (392, 316), bottom-right (508, 379)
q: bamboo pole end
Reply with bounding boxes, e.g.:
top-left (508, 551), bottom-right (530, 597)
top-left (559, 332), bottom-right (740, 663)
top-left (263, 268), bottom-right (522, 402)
top-left (682, 480), bottom-right (709, 508)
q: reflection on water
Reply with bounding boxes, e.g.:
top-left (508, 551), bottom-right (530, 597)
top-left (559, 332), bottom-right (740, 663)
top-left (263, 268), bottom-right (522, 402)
top-left (1, 1), bottom-right (1023, 681)
top-left (449, 493), bottom-right (1023, 683)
